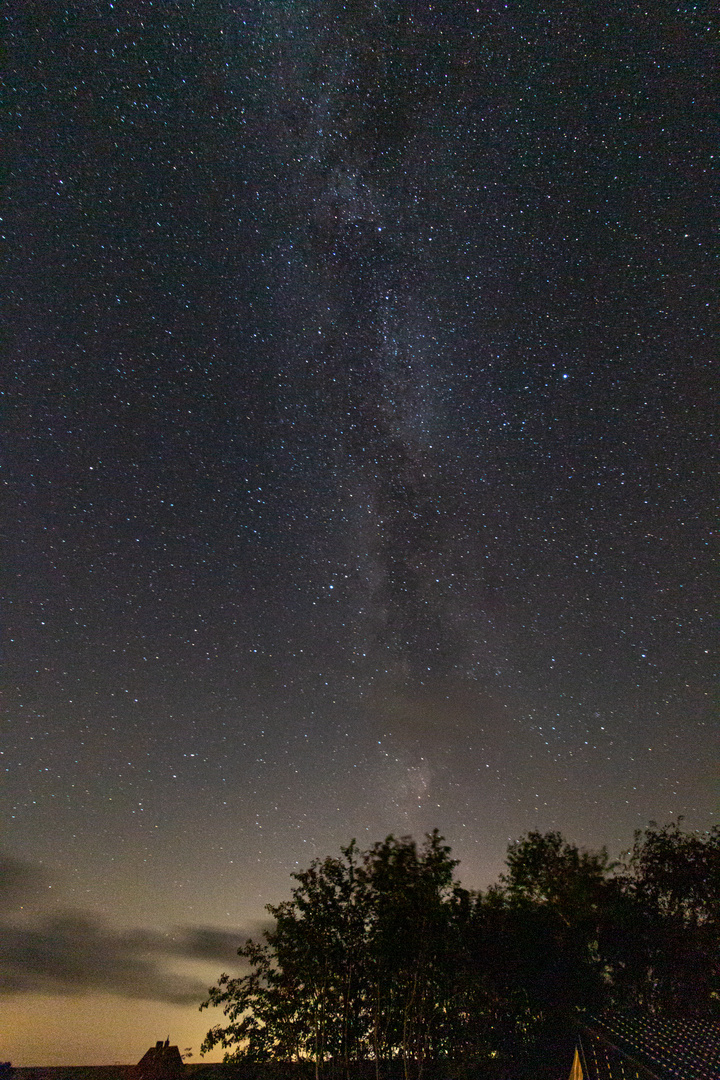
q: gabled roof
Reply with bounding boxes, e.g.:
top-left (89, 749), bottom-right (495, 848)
top-left (574, 1012), bottom-right (720, 1080)
top-left (136, 1042), bottom-right (184, 1080)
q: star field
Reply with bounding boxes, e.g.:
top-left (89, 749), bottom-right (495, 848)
top-left (3, 0), bottom-right (717, 1065)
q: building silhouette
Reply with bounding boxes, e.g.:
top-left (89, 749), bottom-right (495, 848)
top-left (136, 1041), bottom-right (184, 1080)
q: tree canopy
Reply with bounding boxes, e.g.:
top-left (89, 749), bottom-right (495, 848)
top-left (201, 821), bottom-right (720, 1080)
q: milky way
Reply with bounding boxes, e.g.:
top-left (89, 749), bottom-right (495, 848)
top-left (4, 0), bottom-right (716, 1064)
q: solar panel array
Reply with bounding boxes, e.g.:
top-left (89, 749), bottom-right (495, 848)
top-left (577, 1013), bottom-right (720, 1080)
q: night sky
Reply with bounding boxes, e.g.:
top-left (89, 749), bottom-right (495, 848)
top-left (4, 0), bottom-right (717, 1065)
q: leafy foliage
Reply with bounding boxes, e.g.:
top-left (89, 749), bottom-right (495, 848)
top-left (201, 822), bottom-right (720, 1079)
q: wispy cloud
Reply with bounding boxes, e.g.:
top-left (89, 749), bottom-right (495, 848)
top-left (0, 854), bottom-right (48, 909)
top-left (0, 855), bottom-right (251, 1004)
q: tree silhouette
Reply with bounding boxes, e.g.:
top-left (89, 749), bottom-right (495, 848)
top-left (201, 821), bottom-right (719, 1080)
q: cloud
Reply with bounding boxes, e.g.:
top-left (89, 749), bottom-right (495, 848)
top-left (0, 912), bottom-right (251, 1004)
top-left (0, 852), bottom-right (253, 1004)
top-left (0, 854), bottom-right (48, 910)
top-left (167, 926), bottom-right (253, 965)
